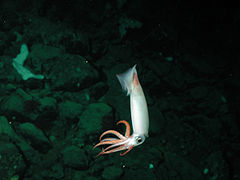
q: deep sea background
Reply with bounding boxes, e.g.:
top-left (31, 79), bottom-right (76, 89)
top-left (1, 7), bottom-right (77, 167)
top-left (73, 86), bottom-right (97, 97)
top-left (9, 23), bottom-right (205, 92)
top-left (0, 1), bottom-right (240, 180)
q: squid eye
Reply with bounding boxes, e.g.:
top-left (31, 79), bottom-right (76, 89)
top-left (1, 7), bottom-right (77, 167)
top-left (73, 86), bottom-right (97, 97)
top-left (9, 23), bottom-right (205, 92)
top-left (136, 137), bottom-right (142, 143)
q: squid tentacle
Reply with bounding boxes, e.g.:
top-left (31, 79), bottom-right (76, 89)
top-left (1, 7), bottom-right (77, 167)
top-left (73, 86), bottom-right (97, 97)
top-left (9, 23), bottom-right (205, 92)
top-left (93, 139), bottom-right (124, 149)
top-left (99, 130), bottom-right (126, 140)
top-left (93, 120), bottom-right (134, 157)
top-left (96, 144), bottom-right (133, 157)
top-left (117, 120), bottom-right (131, 137)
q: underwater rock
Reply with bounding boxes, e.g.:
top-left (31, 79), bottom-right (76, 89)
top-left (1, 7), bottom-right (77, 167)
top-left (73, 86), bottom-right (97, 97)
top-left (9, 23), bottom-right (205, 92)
top-left (18, 122), bottom-right (51, 153)
top-left (30, 44), bottom-right (63, 61)
top-left (39, 96), bottom-right (57, 112)
top-left (89, 82), bottom-right (109, 100)
top-left (0, 116), bottom-right (19, 139)
top-left (0, 88), bottom-right (38, 121)
top-left (78, 102), bottom-right (113, 135)
top-left (0, 116), bottom-right (38, 164)
top-left (58, 100), bottom-right (83, 120)
top-left (61, 145), bottom-right (88, 170)
top-left (148, 60), bottom-right (171, 77)
top-left (163, 152), bottom-right (205, 180)
top-left (102, 166), bottom-right (123, 180)
top-left (47, 54), bottom-right (99, 91)
top-left (1, 93), bottom-right (25, 113)
top-left (72, 170), bottom-right (88, 180)
top-left (0, 55), bottom-right (16, 82)
top-left (163, 65), bottom-right (187, 90)
top-left (183, 114), bottom-right (221, 138)
top-left (0, 142), bottom-right (26, 180)
top-left (182, 55), bottom-right (216, 75)
top-left (122, 167), bottom-right (156, 180)
top-left (203, 151), bottom-right (230, 180)
top-left (35, 96), bottom-right (58, 130)
top-left (43, 163), bottom-right (64, 179)
top-left (189, 86), bottom-right (209, 100)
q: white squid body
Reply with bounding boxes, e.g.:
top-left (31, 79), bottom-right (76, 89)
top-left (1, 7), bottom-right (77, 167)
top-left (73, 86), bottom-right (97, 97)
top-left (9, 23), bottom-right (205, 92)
top-left (117, 65), bottom-right (149, 146)
top-left (93, 65), bottom-right (149, 156)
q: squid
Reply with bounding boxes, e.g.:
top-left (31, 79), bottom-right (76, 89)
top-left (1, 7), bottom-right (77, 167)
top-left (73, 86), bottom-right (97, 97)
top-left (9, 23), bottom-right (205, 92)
top-left (93, 65), bottom-right (149, 157)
